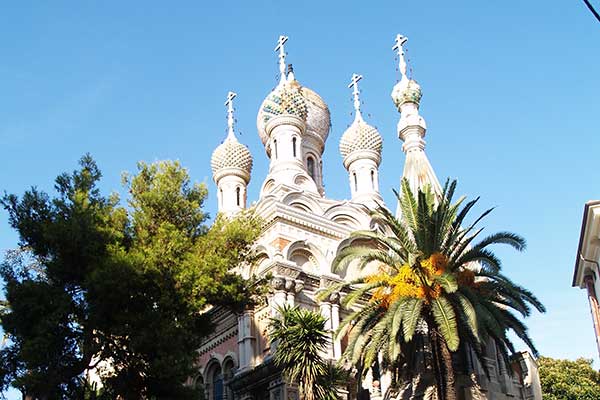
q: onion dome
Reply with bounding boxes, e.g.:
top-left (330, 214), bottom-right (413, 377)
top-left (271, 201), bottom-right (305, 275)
top-left (257, 36), bottom-right (331, 151)
top-left (301, 82), bottom-right (331, 144)
top-left (211, 91), bottom-right (253, 182)
top-left (390, 34), bottom-right (423, 111)
top-left (340, 115), bottom-right (383, 167)
top-left (340, 74), bottom-right (383, 168)
top-left (257, 76), bottom-right (308, 144)
top-left (210, 137), bottom-right (253, 180)
top-left (391, 78), bottom-right (422, 111)
top-left (257, 71), bottom-right (330, 147)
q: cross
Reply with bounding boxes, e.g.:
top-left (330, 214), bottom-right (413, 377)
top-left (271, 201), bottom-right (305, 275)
top-left (348, 73), bottom-right (363, 116)
top-left (224, 91), bottom-right (237, 138)
top-left (275, 35), bottom-right (289, 80)
top-left (392, 34), bottom-right (408, 81)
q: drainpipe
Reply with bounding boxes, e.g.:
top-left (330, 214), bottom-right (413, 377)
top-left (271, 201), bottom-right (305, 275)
top-left (580, 255), bottom-right (600, 359)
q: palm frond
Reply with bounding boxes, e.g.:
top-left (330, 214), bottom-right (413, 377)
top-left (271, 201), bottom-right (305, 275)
top-left (435, 273), bottom-right (458, 294)
top-left (401, 297), bottom-right (424, 342)
top-left (431, 297), bottom-right (459, 351)
top-left (473, 232), bottom-right (526, 252)
top-left (398, 179), bottom-right (418, 231)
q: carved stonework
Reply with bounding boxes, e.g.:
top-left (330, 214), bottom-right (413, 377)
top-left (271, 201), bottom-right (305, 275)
top-left (294, 281), bottom-right (304, 294)
top-left (274, 264), bottom-right (301, 279)
top-left (320, 275), bottom-right (341, 289)
top-left (284, 279), bottom-right (295, 292)
top-left (329, 291), bottom-right (340, 304)
top-left (271, 277), bottom-right (286, 290)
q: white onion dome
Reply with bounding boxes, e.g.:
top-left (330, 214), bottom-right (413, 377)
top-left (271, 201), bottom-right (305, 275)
top-left (257, 72), bottom-right (331, 150)
top-left (210, 136), bottom-right (253, 182)
top-left (339, 114), bottom-right (383, 169)
top-left (391, 78), bottom-right (422, 111)
top-left (302, 84), bottom-right (331, 145)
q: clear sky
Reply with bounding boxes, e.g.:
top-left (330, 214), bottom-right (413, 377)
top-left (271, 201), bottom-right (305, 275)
top-left (1, 1), bottom-right (599, 397)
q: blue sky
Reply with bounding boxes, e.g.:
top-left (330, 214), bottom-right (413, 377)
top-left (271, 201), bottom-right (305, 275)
top-left (1, 1), bottom-right (599, 397)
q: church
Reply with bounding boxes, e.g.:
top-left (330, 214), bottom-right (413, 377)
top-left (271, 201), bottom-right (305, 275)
top-left (198, 35), bottom-right (542, 400)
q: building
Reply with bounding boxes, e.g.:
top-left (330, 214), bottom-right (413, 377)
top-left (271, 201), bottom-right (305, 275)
top-left (200, 35), bottom-right (541, 400)
top-left (572, 200), bottom-right (600, 359)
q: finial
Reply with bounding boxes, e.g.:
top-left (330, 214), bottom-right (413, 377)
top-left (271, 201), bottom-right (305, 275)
top-left (224, 91), bottom-right (237, 139)
top-left (392, 34), bottom-right (409, 82)
top-left (286, 63), bottom-right (296, 81)
top-left (275, 35), bottom-right (289, 83)
top-left (348, 73), bottom-right (363, 120)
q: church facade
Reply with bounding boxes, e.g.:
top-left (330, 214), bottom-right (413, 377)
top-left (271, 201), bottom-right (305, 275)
top-left (199, 35), bottom-right (542, 400)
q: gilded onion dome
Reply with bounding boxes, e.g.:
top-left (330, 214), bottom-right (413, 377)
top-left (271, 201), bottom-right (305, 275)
top-left (391, 78), bottom-right (422, 111)
top-left (257, 71), bottom-right (331, 148)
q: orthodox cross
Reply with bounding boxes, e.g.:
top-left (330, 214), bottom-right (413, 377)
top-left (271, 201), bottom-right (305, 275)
top-left (275, 35), bottom-right (289, 80)
top-left (348, 73), bottom-right (363, 117)
top-left (225, 91), bottom-right (237, 139)
top-left (392, 34), bottom-right (409, 81)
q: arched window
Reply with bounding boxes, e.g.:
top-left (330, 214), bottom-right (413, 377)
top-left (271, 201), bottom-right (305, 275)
top-left (353, 172), bottom-right (358, 192)
top-left (290, 249), bottom-right (315, 272)
top-left (223, 359), bottom-right (235, 400)
top-left (371, 170), bottom-right (375, 189)
top-left (195, 375), bottom-right (206, 400)
top-left (292, 137), bottom-right (297, 158)
top-left (236, 187), bottom-right (241, 207)
top-left (307, 156), bottom-right (315, 180)
top-left (219, 188), bottom-right (223, 208)
top-left (212, 366), bottom-right (223, 400)
top-left (273, 139), bottom-right (278, 159)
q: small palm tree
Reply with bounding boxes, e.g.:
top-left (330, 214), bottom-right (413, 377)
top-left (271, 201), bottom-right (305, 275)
top-left (268, 305), bottom-right (342, 400)
top-left (323, 179), bottom-right (545, 400)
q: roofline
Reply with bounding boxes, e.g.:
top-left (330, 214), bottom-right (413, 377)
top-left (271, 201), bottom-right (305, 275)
top-left (573, 200), bottom-right (600, 287)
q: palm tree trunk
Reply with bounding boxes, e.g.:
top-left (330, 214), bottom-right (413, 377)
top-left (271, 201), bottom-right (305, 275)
top-left (302, 379), bottom-right (314, 400)
top-left (439, 340), bottom-right (457, 400)
top-left (428, 329), bottom-right (445, 400)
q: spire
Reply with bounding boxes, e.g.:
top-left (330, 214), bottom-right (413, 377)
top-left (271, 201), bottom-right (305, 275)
top-left (391, 35), bottom-right (441, 216)
top-left (392, 34), bottom-right (409, 83)
top-left (275, 35), bottom-right (289, 84)
top-left (225, 91), bottom-right (237, 140)
top-left (348, 73), bottom-right (363, 121)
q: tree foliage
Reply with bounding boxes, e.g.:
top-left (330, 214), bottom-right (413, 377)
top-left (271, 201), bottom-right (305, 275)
top-left (538, 356), bottom-right (600, 400)
top-left (321, 179), bottom-right (545, 400)
top-left (268, 305), bottom-right (344, 400)
top-left (0, 156), bottom-right (262, 399)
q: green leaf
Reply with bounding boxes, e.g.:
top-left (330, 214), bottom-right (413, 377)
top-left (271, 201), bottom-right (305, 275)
top-left (456, 292), bottom-right (478, 339)
top-left (402, 297), bottom-right (424, 342)
top-left (435, 273), bottom-right (458, 293)
top-left (431, 296), bottom-right (459, 351)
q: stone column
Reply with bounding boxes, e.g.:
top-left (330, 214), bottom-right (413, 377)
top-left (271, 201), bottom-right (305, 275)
top-left (285, 279), bottom-right (295, 306)
top-left (270, 277), bottom-right (287, 354)
top-left (238, 308), bottom-right (256, 370)
top-left (271, 277), bottom-right (287, 315)
top-left (329, 292), bottom-right (341, 359)
top-left (319, 300), bottom-right (333, 359)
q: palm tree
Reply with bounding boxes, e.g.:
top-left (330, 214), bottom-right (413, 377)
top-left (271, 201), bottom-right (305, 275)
top-left (268, 305), bottom-right (343, 400)
top-left (323, 179), bottom-right (545, 400)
